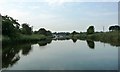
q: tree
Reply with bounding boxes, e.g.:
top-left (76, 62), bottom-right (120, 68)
top-left (46, 30), bottom-right (52, 36)
top-left (2, 15), bottom-right (20, 37)
top-left (34, 28), bottom-right (52, 36)
top-left (21, 23), bottom-right (32, 35)
top-left (0, 14), bottom-right (2, 34)
top-left (34, 31), bottom-right (38, 34)
top-left (71, 31), bottom-right (78, 35)
top-left (37, 28), bottom-right (47, 35)
top-left (87, 26), bottom-right (95, 35)
top-left (109, 25), bottom-right (120, 31)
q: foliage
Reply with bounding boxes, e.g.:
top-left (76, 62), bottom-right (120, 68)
top-left (46, 30), bottom-right (52, 36)
top-left (21, 23), bottom-right (33, 35)
top-left (2, 15), bottom-right (33, 38)
top-left (71, 31), bottom-right (79, 35)
top-left (109, 25), bottom-right (120, 31)
top-left (2, 34), bottom-right (47, 44)
top-left (2, 15), bottom-right (20, 37)
top-left (86, 31), bottom-right (120, 46)
top-left (2, 15), bottom-right (120, 47)
top-left (37, 28), bottom-right (47, 35)
top-left (87, 26), bottom-right (95, 35)
top-left (35, 28), bottom-right (52, 36)
top-left (2, 15), bottom-right (52, 43)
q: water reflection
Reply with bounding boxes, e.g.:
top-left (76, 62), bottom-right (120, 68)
top-left (86, 40), bottom-right (95, 49)
top-left (2, 39), bottom-right (52, 69)
top-left (2, 39), bottom-right (119, 69)
top-left (53, 38), bottom-right (70, 41)
top-left (38, 39), bottom-right (52, 46)
top-left (21, 44), bottom-right (32, 56)
top-left (72, 38), bottom-right (77, 43)
top-left (38, 41), bottom-right (47, 46)
top-left (2, 44), bottom-right (32, 68)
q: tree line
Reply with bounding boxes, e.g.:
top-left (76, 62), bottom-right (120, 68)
top-left (71, 25), bottom-right (120, 35)
top-left (2, 15), bottom-right (120, 38)
top-left (2, 15), bottom-right (52, 38)
top-left (109, 25), bottom-right (120, 31)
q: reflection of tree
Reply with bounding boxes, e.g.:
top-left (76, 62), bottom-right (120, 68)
top-left (38, 41), bottom-right (47, 46)
top-left (21, 44), bottom-right (32, 56)
top-left (38, 39), bottom-right (52, 46)
top-left (72, 38), bottom-right (77, 43)
top-left (2, 43), bottom-right (32, 68)
top-left (86, 40), bottom-right (95, 49)
top-left (46, 39), bottom-right (52, 44)
top-left (2, 46), bottom-right (20, 68)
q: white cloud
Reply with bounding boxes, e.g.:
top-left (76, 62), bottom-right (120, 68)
top-left (10, 0), bottom-right (119, 2)
top-left (86, 12), bottom-right (118, 17)
top-left (0, 0), bottom-right (8, 4)
top-left (1, 9), bottom-right (30, 24)
top-left (28, 6), bottom-right (40, 9)
top-left (1, 0), bottom-right (118, 5)
top-left (38, 13), bottom-right (58, 19)
top-left (46, 0), bottom-right (73, 6)
top-left (44, 0), bottom-right (119, 6)
top-left (0, 0), bottom-right (118, 31)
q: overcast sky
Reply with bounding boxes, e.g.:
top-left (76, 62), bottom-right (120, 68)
top-left (0, 0), bottom-right (119, 32)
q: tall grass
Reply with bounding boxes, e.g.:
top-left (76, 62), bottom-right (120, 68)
top-left (87, 31), bottom-right (120, 46)
top-left (2, 34), bottom-right (48, 44)
top-left (73, 31), bottom-right (120, 46)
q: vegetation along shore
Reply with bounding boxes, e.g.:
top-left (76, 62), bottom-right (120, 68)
top-left (1, 15), bottom-right (120, 46)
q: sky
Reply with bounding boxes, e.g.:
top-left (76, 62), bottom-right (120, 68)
top-left (0, 0), bottom-right (119, 32)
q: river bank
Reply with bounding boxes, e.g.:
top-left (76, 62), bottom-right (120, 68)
top-left (2, 31), bottom-right (120, 47)
top-left (2, 34), bottom-right (52, 45)
top-left (72, 31), bottom-right (120, 47)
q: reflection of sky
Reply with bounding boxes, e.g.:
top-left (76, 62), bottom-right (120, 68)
top-left (9, 40), bottom-right (118, 70)
top-left (0, 0), bottom-right (118, 32)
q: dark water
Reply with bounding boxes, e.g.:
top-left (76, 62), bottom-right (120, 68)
top-left (2, 39), bottom-right (118, 70)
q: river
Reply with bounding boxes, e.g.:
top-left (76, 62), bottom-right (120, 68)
top-left (2, 39), bottom-right (118, 70)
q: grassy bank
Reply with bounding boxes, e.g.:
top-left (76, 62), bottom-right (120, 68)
top-left (87, 31), bottom-right (120, 46)
top-left (72, 31), bottom-right (120, 46)
top-left (2, 31), bottom-right (120, 47)
top-left (2, 34), bottom-right (52, 45)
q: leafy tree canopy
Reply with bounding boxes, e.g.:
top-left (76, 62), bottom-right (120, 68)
top-left (2, 15), bottom-right (20, 37)
top-left (109, 25), bottom-right (120, 31)
top-left (87, 26), bottom-right (95, 35)
top-left (21, 23), bottom-right (33, 35)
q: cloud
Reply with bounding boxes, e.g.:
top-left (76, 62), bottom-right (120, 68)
top-left (11, 0), bottom-right (120, 2)
top-left (45, 0), bottom-right (74, 6)
top-left (2, 0), bottom-right (119, 5)
top-left (44, 0), bottom-right (119, 6)
top-left (0, 0), bottom-right (118, 32)
top-left (29, 6), bottom-right (40, 9)
top-left (38, 13), bottom-right (58, 19)
top-left (1, 9), bottom-right (30, 24)
top-left (0, 0), bottom-right (9, 4)
top-left (85, 12), bottom-right (118, 17)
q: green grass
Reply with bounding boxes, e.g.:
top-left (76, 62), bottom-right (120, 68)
top-left (19, 34), bottom-right (46, 40)
top-left (2, 34), bottom-right (49, 44)
top-left (87, 31), bottom-right (120, 46)
top-left (2, 31), bottom-right (120, 46)
top-left (72, 31), bottom-right (120, 46)
top-left (87, 31), bottom-right (119, 41)
top-left (0, 35), bottom-right (2, 41)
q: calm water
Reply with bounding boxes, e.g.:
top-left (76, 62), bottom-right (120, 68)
top-left (2, 40), bottom-right (118, 70)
